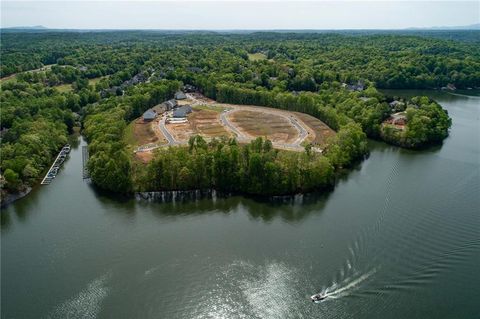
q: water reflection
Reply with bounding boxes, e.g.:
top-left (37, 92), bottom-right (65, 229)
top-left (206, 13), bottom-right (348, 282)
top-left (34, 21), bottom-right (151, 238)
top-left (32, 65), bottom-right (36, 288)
top-left (0, 212), bottom-right (11, 228)
top-left (1, 186), bottom-right (42, 230)
top-left (140, 191), bottom-right (334, 223)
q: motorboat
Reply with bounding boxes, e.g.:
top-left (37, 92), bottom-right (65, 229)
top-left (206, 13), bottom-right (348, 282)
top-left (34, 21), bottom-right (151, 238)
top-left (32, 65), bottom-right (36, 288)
top-left (310, 293), bottom-right (328, 303)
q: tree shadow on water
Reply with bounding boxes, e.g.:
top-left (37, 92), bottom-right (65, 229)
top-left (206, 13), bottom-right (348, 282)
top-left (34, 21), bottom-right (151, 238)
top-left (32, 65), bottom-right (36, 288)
top-left (128, 188), bottom-right (338, 224)
top-left (88, 183), bottom-right (138, 214)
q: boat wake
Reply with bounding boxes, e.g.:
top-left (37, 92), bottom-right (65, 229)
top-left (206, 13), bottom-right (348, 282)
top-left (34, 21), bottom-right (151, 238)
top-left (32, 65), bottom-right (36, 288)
top-left (314, 269), bottom-right (376, 301)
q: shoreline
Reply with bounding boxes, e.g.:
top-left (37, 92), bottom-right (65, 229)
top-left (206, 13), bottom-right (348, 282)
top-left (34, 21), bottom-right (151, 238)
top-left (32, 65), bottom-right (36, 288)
top-left (0, 187), bottom-right (32, 208)
top-left (135, 188), bottom-right (331, 204)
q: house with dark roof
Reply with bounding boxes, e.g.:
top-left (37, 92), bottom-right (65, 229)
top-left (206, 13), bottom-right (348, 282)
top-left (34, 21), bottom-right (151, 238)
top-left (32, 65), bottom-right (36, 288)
top-left (143, 109), bottom-right (157, 121)
top-left (164, 99), bottom-right (178, 110)
top-left (173, 105), bottom-right (192, 118)
top-left (175, 91), bottom-right (187, 100)
top-left (152, 104), bottom-right (166, 114)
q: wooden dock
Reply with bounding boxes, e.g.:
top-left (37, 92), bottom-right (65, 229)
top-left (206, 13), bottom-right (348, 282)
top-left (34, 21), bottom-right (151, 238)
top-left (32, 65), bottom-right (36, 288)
top-left (40, 145), bottom-right (71, 185)
top-left (82, 146), bottom-right (90, 179)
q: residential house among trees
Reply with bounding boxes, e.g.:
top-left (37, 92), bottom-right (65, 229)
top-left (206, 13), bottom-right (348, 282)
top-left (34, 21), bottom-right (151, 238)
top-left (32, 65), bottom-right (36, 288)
top-left (175, 91), bottom-right (187, 100)
top-left (173, 105), bottom-right (192, 118)
top-left (164, 99), bottom-right (178, 110)
top-left (143, 109), bottom-right (157, 121)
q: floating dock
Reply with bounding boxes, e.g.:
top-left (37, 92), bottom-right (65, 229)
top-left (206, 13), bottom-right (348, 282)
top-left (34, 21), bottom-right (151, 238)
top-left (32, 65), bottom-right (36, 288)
top-left (40, 144), bottom-right (71, 185)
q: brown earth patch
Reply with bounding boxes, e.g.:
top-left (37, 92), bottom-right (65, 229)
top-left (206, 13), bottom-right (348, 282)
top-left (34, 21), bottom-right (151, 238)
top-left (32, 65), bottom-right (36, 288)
top-left (133, 118), bottom-right (166, 145)
top-left (135, 151), bottom-right (154, 163)
top-left (294, 112), bottom-right (336, 146)
top-left (228, 110), bottom-right (299, 143)
top-left (167, 109), bottom-right (230, 142)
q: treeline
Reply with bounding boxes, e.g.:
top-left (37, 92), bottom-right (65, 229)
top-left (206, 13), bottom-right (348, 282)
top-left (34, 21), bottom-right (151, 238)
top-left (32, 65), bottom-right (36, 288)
top-left (137, 124), bottom-right (367, 196)
top-left (3, 32), bottom-right (479, 89)
top-left (83, 80), bottom-right (180, 192)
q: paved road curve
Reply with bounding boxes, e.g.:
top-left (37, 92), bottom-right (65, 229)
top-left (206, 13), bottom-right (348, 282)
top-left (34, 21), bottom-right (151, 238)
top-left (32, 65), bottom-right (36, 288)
top-left (159, 114), bottom-right (180, 145)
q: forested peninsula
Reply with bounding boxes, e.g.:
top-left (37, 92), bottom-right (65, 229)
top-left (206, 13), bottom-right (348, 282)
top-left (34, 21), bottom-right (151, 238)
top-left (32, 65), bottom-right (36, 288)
top-left (2, 31), bottom-right (476, 200)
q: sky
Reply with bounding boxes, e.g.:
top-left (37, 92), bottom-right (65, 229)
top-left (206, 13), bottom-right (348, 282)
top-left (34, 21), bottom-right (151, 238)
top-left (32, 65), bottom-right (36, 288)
top-left (1, 1), bottom-right (479, 30)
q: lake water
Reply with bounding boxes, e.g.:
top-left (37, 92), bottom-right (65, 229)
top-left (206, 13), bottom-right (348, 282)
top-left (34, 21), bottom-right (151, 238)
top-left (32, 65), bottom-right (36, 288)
top-left (1, 91), bottom-right (479, 319)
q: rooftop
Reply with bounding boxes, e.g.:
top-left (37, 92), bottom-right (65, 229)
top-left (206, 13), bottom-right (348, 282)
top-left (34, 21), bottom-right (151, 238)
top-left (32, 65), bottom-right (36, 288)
top-left (173, 105), bottom-right (192, 118)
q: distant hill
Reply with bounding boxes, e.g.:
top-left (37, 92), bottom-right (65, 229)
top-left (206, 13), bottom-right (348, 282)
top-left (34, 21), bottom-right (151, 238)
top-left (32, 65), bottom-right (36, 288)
top-left (2, 25), bottom-right (48, 30)
top-left (407, 23), bottom-right (480, 30)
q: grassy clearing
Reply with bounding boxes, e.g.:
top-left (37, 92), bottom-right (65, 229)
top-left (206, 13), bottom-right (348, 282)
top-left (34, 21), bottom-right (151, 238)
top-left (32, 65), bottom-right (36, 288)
top-left (192, 104), bottom-right (227, 113)
top-left (247, 53), bottom-right (267, 61)
top-left (89, 76), bottom-right (107, 86)
top-left (54, 83), bottom-right (73, 93)
top-left (124, 121), bottom-right (159, 164)
top-left (123, 121), bottom-right (137, 147)
top-left (124, 118), bottom-right (163, 148)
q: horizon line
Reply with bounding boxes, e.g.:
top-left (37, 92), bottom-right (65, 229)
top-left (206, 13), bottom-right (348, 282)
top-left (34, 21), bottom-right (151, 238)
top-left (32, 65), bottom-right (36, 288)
top-left (2, 26), bottom-right (479, 31)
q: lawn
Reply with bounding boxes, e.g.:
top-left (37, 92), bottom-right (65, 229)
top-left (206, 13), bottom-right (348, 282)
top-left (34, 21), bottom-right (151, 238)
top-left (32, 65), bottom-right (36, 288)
top-left (192, 104), bottom-right (227, 113)
top-left (123, 121), bottom-right (137, 146)
top-left (247, 52), bottom-right (267, 61)
top-left (89, 76), bottom-right (107, 86)
top-left (124, 118), bottom-right (163, 147)
top-left (54, 83), bottom-right (73, 93)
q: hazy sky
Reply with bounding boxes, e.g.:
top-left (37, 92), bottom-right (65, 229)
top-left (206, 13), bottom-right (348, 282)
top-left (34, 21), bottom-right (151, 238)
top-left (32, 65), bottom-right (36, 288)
top-left (1, 1), bottom-right (479, 30)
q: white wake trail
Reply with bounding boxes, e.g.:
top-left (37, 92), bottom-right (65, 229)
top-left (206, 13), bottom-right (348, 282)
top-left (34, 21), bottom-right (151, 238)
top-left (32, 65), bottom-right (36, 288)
top-left (323, 269), bottom-right (376, 299)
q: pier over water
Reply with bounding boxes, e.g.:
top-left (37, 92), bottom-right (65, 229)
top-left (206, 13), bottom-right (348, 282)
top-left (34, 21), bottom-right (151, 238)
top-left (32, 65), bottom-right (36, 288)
top-left (40, 145), bottom-right (71, 185)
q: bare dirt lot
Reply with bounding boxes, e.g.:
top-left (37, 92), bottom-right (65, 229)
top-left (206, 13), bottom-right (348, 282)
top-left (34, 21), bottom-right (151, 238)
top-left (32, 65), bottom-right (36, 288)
top-left (294, 112), bottom-right (336, 146)
top-left (134, 118), bottom-right (167, 145)
top-left (167, 108), bottom-right (231, 142)
top-left (228, 110), bottom-right (299, 144)
top-left (135, 151), bottom-right (154, 164)
top-left (190, 109), bottom-right (231, 138)
top-left (129, 93), bottom-right (336, 161)
top-left (126, 118), bottom-right (167, 163)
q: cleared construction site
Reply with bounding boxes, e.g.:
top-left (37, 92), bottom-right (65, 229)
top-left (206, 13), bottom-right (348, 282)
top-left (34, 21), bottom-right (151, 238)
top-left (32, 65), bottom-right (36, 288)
top-left (129, 93), bottom-right (335, 162)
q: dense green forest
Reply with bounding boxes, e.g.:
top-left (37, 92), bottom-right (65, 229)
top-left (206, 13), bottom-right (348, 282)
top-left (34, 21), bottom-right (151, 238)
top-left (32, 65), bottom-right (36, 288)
top-left (1, 30), bottom-right (472, 198)
top-left (2, 31), bottom-right (479, 88)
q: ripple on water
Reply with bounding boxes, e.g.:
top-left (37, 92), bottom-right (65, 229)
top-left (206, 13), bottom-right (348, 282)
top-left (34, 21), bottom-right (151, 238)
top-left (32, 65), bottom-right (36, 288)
top-left (47, 273), bottom-right (110, 319)
top-left (190, 260), bottom-right (313, 319)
